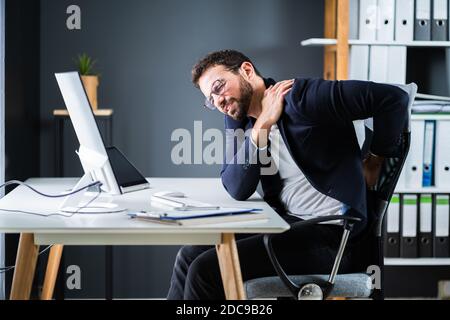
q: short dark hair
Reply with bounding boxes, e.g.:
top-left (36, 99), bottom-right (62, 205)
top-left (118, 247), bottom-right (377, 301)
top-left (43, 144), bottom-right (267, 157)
top-left (191, 50), bottom-right (261, 88)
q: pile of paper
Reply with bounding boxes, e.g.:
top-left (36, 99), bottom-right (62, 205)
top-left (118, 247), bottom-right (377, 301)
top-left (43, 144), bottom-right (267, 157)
top-left (128, 208), bottom-right (267, 226)
top-left (413, 94), bottom-right (450, 114)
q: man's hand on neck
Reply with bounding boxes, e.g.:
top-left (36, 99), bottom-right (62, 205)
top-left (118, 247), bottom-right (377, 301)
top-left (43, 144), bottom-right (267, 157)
top-left (250, 79), bottom-right (295, 149)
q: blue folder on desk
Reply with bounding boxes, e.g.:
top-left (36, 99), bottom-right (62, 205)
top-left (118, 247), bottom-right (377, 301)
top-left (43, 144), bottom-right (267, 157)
top-left (128, 208), bottom-right (266, 224)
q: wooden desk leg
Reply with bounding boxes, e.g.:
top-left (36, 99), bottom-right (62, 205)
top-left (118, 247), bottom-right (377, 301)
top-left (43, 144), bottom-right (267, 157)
top-left (216, 233), bottom-right (246, 300)
top-left (10, 233), bottom-right (40, 300)
top-left (41, 245), bottom-right (64, 300)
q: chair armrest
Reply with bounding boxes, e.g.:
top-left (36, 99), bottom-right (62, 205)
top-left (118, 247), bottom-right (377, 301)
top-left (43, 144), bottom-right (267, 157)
top-left (287, 215), bottom-right (362, 232)
top-left (263, 215), bottom-right (362, 299)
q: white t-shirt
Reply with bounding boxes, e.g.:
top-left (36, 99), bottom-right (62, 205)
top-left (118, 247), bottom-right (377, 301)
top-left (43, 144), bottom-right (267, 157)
top-left (266, 125), bottom-right (347, 222)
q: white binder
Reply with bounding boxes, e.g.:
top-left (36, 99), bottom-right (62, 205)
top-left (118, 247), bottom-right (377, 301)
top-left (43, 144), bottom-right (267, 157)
top-left (419, 194), bottom-right (433, 257)
top-left (387, 46), bottom-right (407, 84)
top-left (403, 120), bottom-right (425, 189)
top-left (420, 194), bottom-right (433, 235)
top-left (435, 120), bottom-right (450, 188)
top-left (395, 0), bottom-right (415, 42)
top-left (401, 194), bottom-right (418, 257)
top-left (434, 195), bottom-right (450, 257)
top-left (402, 195), bottom-right (418, 238)
top-left (349, 45), bottom-right (370, 149)
top-left (349, 0), bottom-right (360, 40)
top-left (349, 45), bottom-right (370, 80)
top-left (369, 46), bottom-right (389, 82)
top-left (385, 194), bottom-right (401, 257)
top-left (387, 194), bottom-right (401, 234)
top-left (377, 0), bottom-right (395, 41)
top-left (360, 0), bottom-right (378, 41)
top-left (435, 196), bottom-right (450, 235)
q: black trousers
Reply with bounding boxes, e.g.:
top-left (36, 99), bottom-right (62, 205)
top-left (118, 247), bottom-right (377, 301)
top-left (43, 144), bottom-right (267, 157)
top-left (167, 215), bottom-right (364, 300)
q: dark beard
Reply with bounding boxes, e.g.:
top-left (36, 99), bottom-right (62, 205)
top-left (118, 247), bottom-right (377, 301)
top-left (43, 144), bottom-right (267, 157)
top-left (229, 76), bottom-right (253, 121)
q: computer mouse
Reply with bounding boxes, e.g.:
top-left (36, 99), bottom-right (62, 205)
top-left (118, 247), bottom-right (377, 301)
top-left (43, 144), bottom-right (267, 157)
top-left (154, 190), bottom-right (186, 198)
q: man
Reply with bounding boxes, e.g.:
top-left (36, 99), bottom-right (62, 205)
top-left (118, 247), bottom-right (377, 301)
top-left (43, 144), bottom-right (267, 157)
top-left (167, 50), bottom-right (409, 300)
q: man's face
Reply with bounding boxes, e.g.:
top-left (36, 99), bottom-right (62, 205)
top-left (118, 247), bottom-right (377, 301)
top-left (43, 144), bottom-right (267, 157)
top-left (198, 65), bottom-right (253, 121)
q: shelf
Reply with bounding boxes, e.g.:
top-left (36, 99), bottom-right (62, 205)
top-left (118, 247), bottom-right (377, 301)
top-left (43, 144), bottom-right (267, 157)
top-left (53, 109), bottom-right (113, 117)
top-left (385, 258), bottom-right (450, 266)
top-left (301, 38), bottom-right (450, 48)
top-left (394, 187), bottom-right (450, 194)
top-left (411, 114), bottom-right (450, 121)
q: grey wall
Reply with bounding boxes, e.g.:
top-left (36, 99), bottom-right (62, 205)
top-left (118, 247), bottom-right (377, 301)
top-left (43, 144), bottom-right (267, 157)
top-left (40, 0), bottom-right (324, 298)
top-left (40, 0), bottom-right (324, 178)
top-left (5, 0), bottom-right (41, 298)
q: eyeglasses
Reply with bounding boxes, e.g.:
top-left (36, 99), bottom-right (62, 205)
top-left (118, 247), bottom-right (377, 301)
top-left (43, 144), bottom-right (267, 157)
top-left (204, 79), bottom-right (226, 110)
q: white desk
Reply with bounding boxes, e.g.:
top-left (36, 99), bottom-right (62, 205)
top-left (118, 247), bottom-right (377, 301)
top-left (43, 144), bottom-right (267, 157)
top-left (0, 178), bottom-right (289, 300)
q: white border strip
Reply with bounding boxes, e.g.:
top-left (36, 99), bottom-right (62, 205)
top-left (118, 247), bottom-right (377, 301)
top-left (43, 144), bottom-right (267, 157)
top-left (0, 0), bottom-right (5, 301)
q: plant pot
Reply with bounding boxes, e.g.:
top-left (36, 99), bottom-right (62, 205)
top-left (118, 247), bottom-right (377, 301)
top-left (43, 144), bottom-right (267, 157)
top-left (81, 75), bottom-right (99, 110)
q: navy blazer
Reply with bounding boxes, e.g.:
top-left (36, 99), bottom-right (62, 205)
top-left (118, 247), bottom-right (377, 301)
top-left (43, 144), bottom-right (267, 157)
top-left (220, 78), bottom-right (409, 234)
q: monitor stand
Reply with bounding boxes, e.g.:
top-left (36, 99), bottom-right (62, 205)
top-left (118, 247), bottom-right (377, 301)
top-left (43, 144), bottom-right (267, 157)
top-left (59, 172), bottom-right (124, 214)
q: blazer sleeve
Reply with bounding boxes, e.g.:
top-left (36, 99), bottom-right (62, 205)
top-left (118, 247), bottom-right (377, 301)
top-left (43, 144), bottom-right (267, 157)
top-left (220, 116), bottom-right (269, 201)
top-left (293, 79), bottom-right (410, 157)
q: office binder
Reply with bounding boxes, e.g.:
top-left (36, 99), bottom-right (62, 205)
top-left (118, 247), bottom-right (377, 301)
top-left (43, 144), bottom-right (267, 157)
top-left (385, 194), bottom-right (401, 257)
top-left (377, 0), bottom-right (395, 41)
top-left (349, 0), bottom-right (359, 40)
top-left (415, 0), bottom-right (432, 40)
top-left (387, 46), bottom-right (407, 84)
top-left (128, 208), bottom-right (267, 226)
top-left (419, 194), bottom-right (433, 257)
top-left (432, 0), bottom-right (448, 41)
top-left (401, 194), bottom-right (418, 258)
top-left (349, 45), bottom-right (370, 80)
top-left (434, 195), bottom-right (450, 257)
top-left (397, 169), bottom-right (406, 190)
top-left (404, 120), bottom-right (425, 188)
top-left (395, 0), bottom-right (415, 41)
top-left (422, 120), bottom-right (436, 187)
top-left (360, 0), bottom-right (378, 41)
top-left (369, 46), bottom-right (389, 82)
top-left (435, 120), bottom-right (450, 189)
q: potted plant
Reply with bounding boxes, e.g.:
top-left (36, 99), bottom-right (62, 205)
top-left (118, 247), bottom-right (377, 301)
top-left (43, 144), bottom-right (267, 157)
top-left (75, 53), bottom-right (99, 110)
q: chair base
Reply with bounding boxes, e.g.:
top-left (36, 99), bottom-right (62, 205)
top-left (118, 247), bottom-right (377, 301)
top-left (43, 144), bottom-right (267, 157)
top-left (245, 273), bottom-right (373, 300)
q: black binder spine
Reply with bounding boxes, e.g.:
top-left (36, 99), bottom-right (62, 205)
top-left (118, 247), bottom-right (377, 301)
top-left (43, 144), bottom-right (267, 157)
top-left (419, 194), bottom-right (433, 257)
top-left (385, 194), bottom-right (401, 258)
top-left (433, 194), bottom-right (450, 257)
top-left (400, 194), bottom-right (419, 258)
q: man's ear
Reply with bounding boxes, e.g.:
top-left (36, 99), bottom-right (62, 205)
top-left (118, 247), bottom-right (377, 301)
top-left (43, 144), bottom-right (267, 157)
top-left (240, 62), bottom-right (255, 81)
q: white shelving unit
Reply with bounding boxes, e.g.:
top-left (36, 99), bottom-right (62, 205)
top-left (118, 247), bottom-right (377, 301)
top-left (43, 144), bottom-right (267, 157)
top-left (305, 1), bottom-right (450, 267)
top-left (396, 187), bottom-right (450, 194)
top-left (395, 114), bottom-right (450, 194)
top-left (411, 114), bottom-right (450, 121)
top-left (301, 38), bottom-right (450, 48)
top-left (385, 258), bottom-right (450, 266)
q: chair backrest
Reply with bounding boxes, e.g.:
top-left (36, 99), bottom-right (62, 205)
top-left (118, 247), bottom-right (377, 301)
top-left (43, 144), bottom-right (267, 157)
top-left (372, 83), bottom-right (417, 237)
top-left (361, 83), bottom-right (417, 238)
top-left (355, 83), bottom-right (416, 300)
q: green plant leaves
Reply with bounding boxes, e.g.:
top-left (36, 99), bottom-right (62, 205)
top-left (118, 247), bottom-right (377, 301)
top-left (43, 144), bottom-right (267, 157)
top-left (75, 53), bottom-right (97, 75)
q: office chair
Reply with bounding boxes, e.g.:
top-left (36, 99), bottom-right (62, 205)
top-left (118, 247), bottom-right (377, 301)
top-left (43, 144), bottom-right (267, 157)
top-left (245, 83), bottom-right (417, 300)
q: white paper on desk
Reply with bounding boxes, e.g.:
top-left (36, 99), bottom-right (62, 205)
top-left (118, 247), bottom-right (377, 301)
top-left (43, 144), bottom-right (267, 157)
top-left (130, 207), bottom-right (261, 220)
top-left (162, 208), bottom-right (261, 220)
top-left (151, 194), bottom-right (219, 210)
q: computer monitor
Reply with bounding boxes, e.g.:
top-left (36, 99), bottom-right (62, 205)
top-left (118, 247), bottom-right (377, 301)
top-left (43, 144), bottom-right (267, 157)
top-left (55, 71), bottom-right (149, 212)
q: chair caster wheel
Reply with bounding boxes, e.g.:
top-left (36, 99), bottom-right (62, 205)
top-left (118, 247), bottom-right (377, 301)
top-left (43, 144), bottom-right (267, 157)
top-left (298, 283), bottom-right (324, 300)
